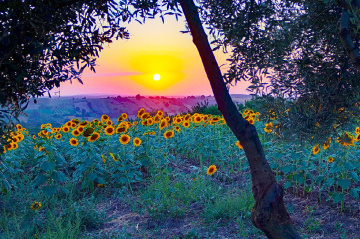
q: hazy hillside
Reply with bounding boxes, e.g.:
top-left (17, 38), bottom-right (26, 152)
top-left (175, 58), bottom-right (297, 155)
top-left (19, 94), bottom-right (252, 133)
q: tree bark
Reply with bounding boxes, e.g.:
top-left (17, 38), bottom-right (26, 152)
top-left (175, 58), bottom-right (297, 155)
top-left (178, 0), bottom-right (301, 238)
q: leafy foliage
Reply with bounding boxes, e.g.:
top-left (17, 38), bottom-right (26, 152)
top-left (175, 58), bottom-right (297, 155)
top-left (197, 0), bottom-right (360, 140)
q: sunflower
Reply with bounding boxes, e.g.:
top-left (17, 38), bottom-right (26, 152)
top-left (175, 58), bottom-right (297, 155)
top-left (137, 108), bottom-right (146, 118)
top-left (132, 121), bottom-right (138, 126)
top-left (175, 126), bottom-right (181, 133)
top-left (356, 133), bottom-right (360, 141)
top-left (322, 138), bottom-right (331, 150)
top-left (83, 127), bottom-right (94, 137)
top-left (116, 126), bottom-right (127, 134)
top-left (183, 121), bottom-right (190, 128)
top-left (207, 165), bottom-right (217, 176)
top-left (79, 120), bottom-right (89, 126)
top-left (337, 132), bottom-right (355, 147)
top-left (71, 129), bottom-right (81, 137)
top-left (101, 114), bottom-right (110, 122)
top-left (157, 110), bottom-right (164, 117)
top-left (69, 138), bottom-right (79, 146)
top-left (141, 112), bottom-right (150, 120)
top-left (119, 134), bottom-right (131, 145)
top-left (264, 122), bottom-right (273, 133)
top-left (104, 126), bottom-right (115, 136)
top-left (235, 141), bottom-right (243, 149)
top-left (328, 156), bottom-right (334, 163)
top-left (133, 137), bottom-right (142, 146)
top-left (62, 126), bottom-right (70, 133)
top-left (66, 121), bottom-right (72, 127)
top-left (248, 118), bottom-right (255, 125)
top-left (147, 118), bottom-right (154, 126)
top-left (142, 120), bottom-right (148, 126)
top-left (77, 126), bottom-right (84, 133)
top-left (11, 142), bottom-right (18, 150)
top-left (175, 117), bottom-right (182, 124)
top-left (88, 132), bottom-right (100, 142)
top-left (30, 201), bottom-right (42, 211)
top-left (163, 130), bottom-right (174, 139)
top-left (312, 144), bottom-right (320, 155)
top-left (194, 115), bottom-right (202, 123)
top-left (101, 155), bottom-right (106, 163)
top-left (110, 152), bottom-right (118, 161)
top-left (159, 119), bottom-right (167, 130)
top-left (212, 116), bottom-right (221, 122)
top-left (184, 114), bottom-right (191, 121)
top-left (121, 113), bottom-right (128, 120)
top-left (55, 134), bottom-right (62, 140)
top-left (5, 143), bottom-right (12, 151)
top-left (70, 123), bottom-right (77, 129)
top-left (356, 127), bottom-right (360, 134)
top-left (16, 124), bottom-right (23, 131)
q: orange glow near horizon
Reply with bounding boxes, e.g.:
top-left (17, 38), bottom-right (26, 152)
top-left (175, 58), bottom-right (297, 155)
top-left (52, 16), bottom-right (252, 97)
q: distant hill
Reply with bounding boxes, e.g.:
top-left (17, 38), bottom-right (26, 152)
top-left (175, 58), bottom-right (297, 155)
top-left (19, 94), bottom-right (252, 133)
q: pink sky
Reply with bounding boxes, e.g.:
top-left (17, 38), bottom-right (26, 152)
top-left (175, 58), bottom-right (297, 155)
top-left (53, 15), bottom-right (251, 97)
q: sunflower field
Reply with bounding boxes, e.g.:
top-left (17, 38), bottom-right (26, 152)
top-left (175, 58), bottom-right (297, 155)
top-left (1, 107), bottom-right (360, 238)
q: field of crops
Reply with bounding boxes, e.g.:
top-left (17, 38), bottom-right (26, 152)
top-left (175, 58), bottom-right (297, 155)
top-left (1, 107), bottom-right (360, 238)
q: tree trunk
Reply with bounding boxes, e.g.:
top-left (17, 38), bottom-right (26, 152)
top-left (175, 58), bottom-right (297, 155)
top-left (178, 0), bottom-right (301, 238)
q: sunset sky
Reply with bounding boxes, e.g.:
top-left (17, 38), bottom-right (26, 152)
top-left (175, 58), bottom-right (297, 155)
top-left (53, 15), bottom-right (251, 97)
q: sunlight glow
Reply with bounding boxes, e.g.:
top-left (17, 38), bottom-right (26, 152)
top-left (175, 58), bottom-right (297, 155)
top-left (153, 74), bottom-right (161, 81)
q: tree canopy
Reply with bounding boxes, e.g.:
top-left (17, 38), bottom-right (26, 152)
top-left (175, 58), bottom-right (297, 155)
top-left (0, 0), bottom-right (129, 139)
top-left (197, 0), bottom-right (360, 141)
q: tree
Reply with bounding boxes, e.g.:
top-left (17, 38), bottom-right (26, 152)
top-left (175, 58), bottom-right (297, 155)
top-left (179, 0), bottom-right (300, 237)
top-left (0, 0), bottom-right (129, 142)
top-left (197, 0), bottom-right (360, 142)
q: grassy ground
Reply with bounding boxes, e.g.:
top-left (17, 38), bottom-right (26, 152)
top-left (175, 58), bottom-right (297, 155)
top-left (1, 152), bottom-right (359, 239)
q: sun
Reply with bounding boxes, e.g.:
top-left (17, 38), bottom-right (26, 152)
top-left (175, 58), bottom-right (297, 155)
top-left (153, 74), bottom-right (161, 81)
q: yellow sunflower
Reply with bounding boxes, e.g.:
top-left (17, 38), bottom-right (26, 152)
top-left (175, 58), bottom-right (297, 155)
top-left (70, 123), bottom-right (77, 129)
top-left (69, 138), bottom-right (79, 146)
top-left (157, 110), bottom-right (164, 117)
top-left (30, 201), bottom-right (42, 211)
top-left (104, 126), bottom-right (115, 136)
top-left (337, 132), bottom-right (355, 147)
top-left (133, 137), bottom-right (142, 146)
top-left (207, 165), bottom-right (217, 176)
top-left (88, 132), bottom-right (100, 142)
top-left (101, 155), bottom-right (106, 163)
top-left (116, 126), bottom-right (127, 134)
top-left (322, 138), bottom-right (331, 150)
top-left (183, 121), bottom-right (190, 128)
top-left (175, 126), bottom-right (181, 133)
top-left (119, 134), bottom-right (131, 145)
top-left (121, 113), bottom-right (128, 120)
top-left (312, 144), bottom-right (320, 155)
top-left (62, 126), bottom-right (70, 133)
top-left (356, 127), bottom-right (360, 134)
top-left (16, 124), bottom-right (23, 131)
top-left (11, 142), bottom-right (18, 150)
top-left (5, 143), bottom-right (13, 151)
top-left (137, 108), bottom-right (146, 118)
top-left (235, 141), bottom-right (243, 149)
top-left (101, 114), bottom-right (110, 122)
top-left (141, 112), bottom-right (150, 120)
top-left (147, 118), bottom-right (154, 126)
top-left (55, 134), bottom-right (62, 140)
top-left (71, 129), bottom-right (81, 137)
top-left (328, 156), bottom-right (334, 163)
top-left (159, 119), bottom-right (167, 130)
top-left (356, 133), bottom-right (360, 141)
top-left (163, 130), bottom-right (174, 139)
